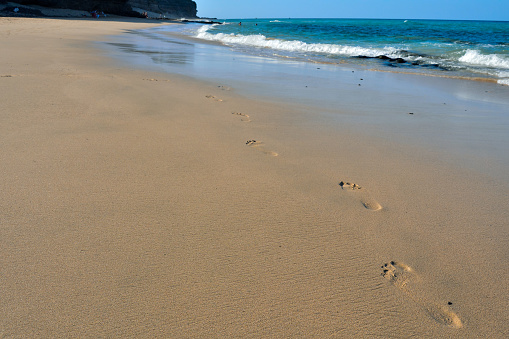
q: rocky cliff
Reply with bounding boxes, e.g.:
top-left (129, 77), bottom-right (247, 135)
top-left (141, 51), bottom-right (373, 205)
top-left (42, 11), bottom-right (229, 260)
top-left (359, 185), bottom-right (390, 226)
top-left (11, 0), bottom-right (197, 17)
top-left (128, 0), bottom-right (197, 18)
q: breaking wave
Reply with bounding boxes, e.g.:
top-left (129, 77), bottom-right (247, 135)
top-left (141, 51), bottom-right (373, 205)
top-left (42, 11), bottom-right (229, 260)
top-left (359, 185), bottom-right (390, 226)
top-left (195, 25), bottom-right (403, 59)
top-left (459, 50), bottom-right (509, 69)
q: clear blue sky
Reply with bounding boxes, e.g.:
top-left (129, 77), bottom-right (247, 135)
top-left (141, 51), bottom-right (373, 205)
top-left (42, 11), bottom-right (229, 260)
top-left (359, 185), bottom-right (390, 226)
top-left (195, 0), bottom-right (509, 21)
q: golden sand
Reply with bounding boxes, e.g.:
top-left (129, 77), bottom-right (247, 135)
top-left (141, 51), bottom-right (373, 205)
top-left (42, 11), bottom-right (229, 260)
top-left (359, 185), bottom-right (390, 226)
top-left (1, 17), bottom-right (508, 337)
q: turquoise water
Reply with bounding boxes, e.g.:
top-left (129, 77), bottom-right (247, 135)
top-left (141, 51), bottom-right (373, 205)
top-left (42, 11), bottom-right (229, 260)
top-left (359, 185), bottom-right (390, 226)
top-left (179, 18), bottom-right (509, 85)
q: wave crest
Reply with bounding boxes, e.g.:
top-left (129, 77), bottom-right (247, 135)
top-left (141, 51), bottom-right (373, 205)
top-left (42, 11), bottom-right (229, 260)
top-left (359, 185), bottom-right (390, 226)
top-left (195, 27), bottom-right (402, 58)
top-left (459, 50), bottom-right (509, 69)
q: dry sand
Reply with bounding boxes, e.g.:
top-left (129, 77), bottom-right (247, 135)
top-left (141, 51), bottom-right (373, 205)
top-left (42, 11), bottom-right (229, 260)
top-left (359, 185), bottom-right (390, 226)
top-left (1, 17), bottom-right (508, 337)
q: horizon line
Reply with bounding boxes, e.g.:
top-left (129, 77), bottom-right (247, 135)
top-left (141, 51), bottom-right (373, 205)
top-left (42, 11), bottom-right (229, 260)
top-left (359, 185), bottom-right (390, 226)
top-left (199, 16), bottom-right (509, 23)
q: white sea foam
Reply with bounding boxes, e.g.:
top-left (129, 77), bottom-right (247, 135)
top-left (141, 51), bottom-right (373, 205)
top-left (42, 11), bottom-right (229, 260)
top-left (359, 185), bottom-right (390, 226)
top-left (458, 50), bottom-right (509, 69)
top-left (195, 27), bottom-right (402, 58)
top-left (498, 79), bottom-right (509, 86)
top-left (196, 25), bottom-right (218, 34)
top-left (497, 71), bottom-right (509, 78)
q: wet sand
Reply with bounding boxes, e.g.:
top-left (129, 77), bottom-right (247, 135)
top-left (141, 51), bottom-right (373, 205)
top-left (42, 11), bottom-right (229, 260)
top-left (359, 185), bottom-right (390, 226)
top-left (1, 18), bottom-right (508, 337)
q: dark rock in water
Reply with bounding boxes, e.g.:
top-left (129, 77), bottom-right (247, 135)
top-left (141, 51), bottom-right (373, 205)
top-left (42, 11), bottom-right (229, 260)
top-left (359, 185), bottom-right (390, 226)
top-left (389, 58), bottom-right (406, 64)
top-left (352, 52), bottom-right (449, 72)
top-left (180, 19), bottom-right (222, 24)
top-left (421, 63), bottom-right (448, 71)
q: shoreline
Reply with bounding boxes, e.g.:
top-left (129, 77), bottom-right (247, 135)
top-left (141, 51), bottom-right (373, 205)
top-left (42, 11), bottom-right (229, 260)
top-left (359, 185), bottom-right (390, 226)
top-left (153, 23), bottom-right (509, 85)
top-left (189, 18), bottom-right (509, 87)
top-left (104, 24), bottom-right (509, 183)
top-left (1, 17), bottom-right (508, 337)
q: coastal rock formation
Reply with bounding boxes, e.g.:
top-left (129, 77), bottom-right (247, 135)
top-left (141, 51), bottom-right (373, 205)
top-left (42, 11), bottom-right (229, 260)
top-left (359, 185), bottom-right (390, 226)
top-left (8, 0), bottom-right (197, 17)
top-left (128, 0), bottom-right (197, 18)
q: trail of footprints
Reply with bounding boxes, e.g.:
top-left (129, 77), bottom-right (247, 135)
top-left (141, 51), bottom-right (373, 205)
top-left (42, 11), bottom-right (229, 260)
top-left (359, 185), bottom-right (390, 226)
top-left (204, 91), bottom-right (278, 156)
top-left (222, 86), bottom-right (463, 328)
top-left (339, 181), bottom-right (382, 211)
top-left (226, 96), bottom-right (381, 210)
top-left (381, 261), bottom-right (463, 328)
top-left (221, 86), bottom-right (463, 328)
top-left (230, 107), bottom-right (381, 208)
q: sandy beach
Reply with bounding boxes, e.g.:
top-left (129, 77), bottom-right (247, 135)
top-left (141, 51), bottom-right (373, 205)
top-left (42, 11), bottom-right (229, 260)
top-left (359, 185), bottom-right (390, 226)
top-left (1, 17), bottom-right (508, 337)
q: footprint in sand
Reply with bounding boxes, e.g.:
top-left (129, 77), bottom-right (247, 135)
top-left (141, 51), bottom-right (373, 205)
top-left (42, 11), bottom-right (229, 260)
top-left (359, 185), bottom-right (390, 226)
top-left (246, 140), bottom-right (278, 157)
top-left (232, 112), bottom-right (251, 122)
top-left (205, 95), bottom-right (223, 102)
top-left (381, 261), bottom-right (463, 328)
top-left (143, 78), bottom-right (170, 82)
top-left (339, 181), bottom-right (382, 211)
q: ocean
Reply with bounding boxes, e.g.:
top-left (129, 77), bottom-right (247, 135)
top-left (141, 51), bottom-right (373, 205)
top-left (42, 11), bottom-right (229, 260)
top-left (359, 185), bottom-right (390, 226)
top-left (179, 18), bottom-right (509, 85)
